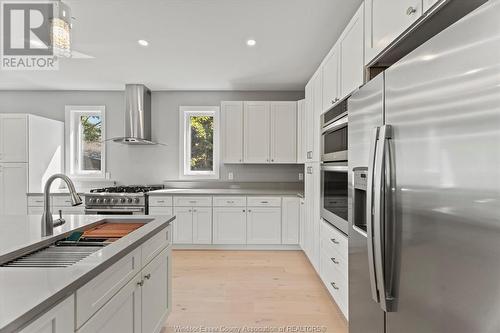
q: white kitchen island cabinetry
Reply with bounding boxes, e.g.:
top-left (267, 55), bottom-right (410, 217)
top-left (19, 297), bottom-right (74, 333)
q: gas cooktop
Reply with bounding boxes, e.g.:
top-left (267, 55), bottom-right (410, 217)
top-left (89, 185), bottom-right (164, 194)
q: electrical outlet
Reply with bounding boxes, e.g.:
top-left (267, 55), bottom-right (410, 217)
top-left (228, 172), bottom-right (234, 180)
top-left (299, 173), bottom-right (304, 181)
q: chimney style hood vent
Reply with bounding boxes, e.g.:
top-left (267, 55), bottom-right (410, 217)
top-left (113, 84), bottom-right (157, 145)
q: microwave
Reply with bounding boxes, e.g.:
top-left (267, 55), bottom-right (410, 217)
top-left (321, 98), bottom-right (348, 162)
top-left (320, 162), bottom-right (348, 234)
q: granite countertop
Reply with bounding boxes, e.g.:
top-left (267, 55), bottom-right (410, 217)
top-left (149, 188), bottom-right (304, 197)
top-left (0, 214), bottom-right (174, 333)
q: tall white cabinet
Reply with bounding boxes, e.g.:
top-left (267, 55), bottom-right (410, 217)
top-left (0, 114), bottom-right (63, 215)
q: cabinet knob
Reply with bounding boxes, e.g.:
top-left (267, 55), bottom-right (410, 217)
top-left (331, 257), bottom-right (339, 265)
top-left (144, 273), bottom-right (151, 280)
top-left (243, 209), bottom-right (246, 212)
top-left (406, 6), bottom-right (417, 15)
top-left (193, 209), bottom-right (197, 212)
top-left (137, 280), bottom-right (144, 287)
top-left (248, 209), bottom-right (252, 212)
top-left (271, 159), bottom-right (274, 162)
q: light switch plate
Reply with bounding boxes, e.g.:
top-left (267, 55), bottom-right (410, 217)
top-left (228, 172), bottom-right (234, 180)
top-left (298, 173), bottom-right (304, 181)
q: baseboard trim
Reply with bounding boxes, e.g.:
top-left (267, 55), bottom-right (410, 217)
top-left (172, 244), bottom-right (301, 250)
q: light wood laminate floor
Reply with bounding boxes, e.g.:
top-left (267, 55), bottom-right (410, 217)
top-left (164, 250), bottom-right (347, 333)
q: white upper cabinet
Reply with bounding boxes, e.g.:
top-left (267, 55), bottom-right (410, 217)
top-left (339, 4), bottom-right (365, 98)
top-left (192, 207), bottom-right (212, 244)
top-left (365, 0), bottom-right (423, 64)
top-left (322, 44), bottom-right (340, 111)
top-left (221, 101), bottom-right (244, 163)
top-left (0, 114), bottom-right (28, 163)
top-left (243, 101), bottom-right (270, 163)
top-left (304, 82), bottom-right (314, 162)
top-left (270, 102), bottom-right (297, 163)
top-left (0, 163), bottom-right (27, 215)
top-left (296, 99), bottom-right (305, 164)
top-left (312, 71), bottom-right (323, 161)
top-left (423, 0), bottom-right (438, 12)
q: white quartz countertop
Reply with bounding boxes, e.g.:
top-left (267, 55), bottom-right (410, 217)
top-left (149, 188), bottom-right (304, 197)
top-left (0, 214), bottom-right (174, 333)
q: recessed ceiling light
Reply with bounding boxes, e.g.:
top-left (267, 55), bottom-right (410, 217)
top-left (138, 39), bottom-right (149, 47)
top-left (246, 39), bottom-right (256, 47)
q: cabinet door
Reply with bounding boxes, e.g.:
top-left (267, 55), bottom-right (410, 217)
top-left (0, 163), bottom-right (27, 215)
top-left (149, 206), bottom-right (173, 216)
top-left (282, 197), bottom-right (300, 245)
top-left (340, 4), bottom-right (364, 98)
top-left (222, 101), bottom-right (244, 163)
top-left (173, 207), bottom-right (193, 244)
top-left (296, 100), bottom-right (306, 163)
top-left (213, 207), bottom-right (247, 244)
top-left (142, 247), bottom-right (170, 333)
top-left (322, 45), bottom-right (340, 111)
top-left (0, 114), bottom-right (28, 162)
top-left (243, 101), bottom-right (270, 163)
top-left (53, 206), bottom-right (85, 215)
top-left (247, 207), bottom-right (281, 244)
top-left (20, 297), bottom-right (74, 333)
top-left (312, 72), bottom-right (323, 161)
top-left (299, 198), bottom-right (306, 250)
top-left (270, 102), bottom-right (297, 163)
top-left (305, 81), bottom-right (314, 161)
top-left (365, 0), bottom-right (422, 64)
top-left (192, 207), bottom-right (212, 244)
top-left (77, 275), bottom-right (142, 333)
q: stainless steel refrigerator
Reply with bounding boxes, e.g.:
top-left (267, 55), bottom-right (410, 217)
top-left (347, 1), bottom-right (500, 332)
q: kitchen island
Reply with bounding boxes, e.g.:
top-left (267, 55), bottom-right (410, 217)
top-left (0, 214), bottom-right (174, 333)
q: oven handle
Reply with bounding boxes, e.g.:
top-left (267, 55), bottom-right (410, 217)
top-left (321, 165), bottom-right (348, 172)
top-left (85, 208), bottom-right (145, 213)
top-left (322, 115), bottom-right (348, 134)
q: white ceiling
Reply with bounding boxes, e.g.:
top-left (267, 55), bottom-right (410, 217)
top-left (1, 0), bottom-right (363, 91)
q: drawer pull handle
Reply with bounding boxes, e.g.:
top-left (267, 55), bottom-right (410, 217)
top-left (144, 273), bottom-right (151, 280)
top-left (330, 238), bottom-right (339, 244)
top-left (406, 6), bottom-right (417, 15)
top-left (331, 258), bottom-right (339, 265)
top-left (157, 200), bottom-right (165, 203)
top-left (137, 280), bottom-right (144, 287)
top-left (227, 201), bottom-right (234, 203)
top-left (330, 282), bottom-right (339, 290)
top-left (261, 201), bottom-right (269, 204)
top-left (189, 200), bottom-right (197, 203)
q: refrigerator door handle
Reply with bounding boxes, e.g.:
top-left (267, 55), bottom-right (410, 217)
top-left (366, 126), bottom-right (380, 303)
top-left (374, 124), bottom-right (397, 312)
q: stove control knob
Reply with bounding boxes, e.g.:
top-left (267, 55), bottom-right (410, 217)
top-left (134, 198), bottom-right (140, 203)
top-left (88, 198), bottom-right (94, 204)
top-left (104, 198), bottom-right (110, 204)
top-left (120, 198), bottom-right (126, 203)
top-left (112, 198), bottom-right (117, 204)
top-left (127, 198), bottom-right (133, 203)
top-left (96, 199), bottom-right (101, 204)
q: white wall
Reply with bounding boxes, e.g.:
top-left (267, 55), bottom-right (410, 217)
top-left (0, 90), bottom-right (304, 184)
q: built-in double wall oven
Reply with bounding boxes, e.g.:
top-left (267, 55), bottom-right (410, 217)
top-left (321, 98), bottom-right (349, 234)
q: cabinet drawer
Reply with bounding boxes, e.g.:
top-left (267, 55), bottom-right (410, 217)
top-left (142, 225), bottom-right (170, 266)
top-left (27, 196), bottom-right (45, 207)
top-left (321, 254), bottom-right (348, 318)
top-left (76, 247), bottom-right (141, 328)
top-left (149, 196), bottom-right (173, 207)
top-left (52, 195), bottom-right (85, 207)
top-left (247, 196), bottom-right (281, 207)
top-left (174, 196), bottom-right (212, 207)
top-left (320, 219), bottom-right (348, 259)
top-left (213, 196), bottom-right (246, 207)
top-left (320, 238), bottom-right (348, 278)
top-left (149, 206), bottom-right (173, 216)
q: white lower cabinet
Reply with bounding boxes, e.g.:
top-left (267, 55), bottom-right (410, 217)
top-left (246, 207), bottom-right (281, 244)
top-left (213, 207), bottom-right (247, 244)
top-left (141, 247), bottom-right (171, 333)
top-left (173, 207), bottom-right (194, 244)
top-left (20, 296), bottom-right (74, 333)
top-left (192, 207), bottom-right (212, 244)
top-left (148, 206), bottom-right (173, 216)
top-left (77, 274), bottom-right (142, 333)
top-left (282, 197), bottom-right (300, 245)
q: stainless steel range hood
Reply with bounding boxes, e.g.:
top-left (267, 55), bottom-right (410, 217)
top-left (113, 84), bottom-right (156, 145)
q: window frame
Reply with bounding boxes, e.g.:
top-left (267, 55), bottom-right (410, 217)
top-left (179, 106), bottom-right (220, 180)
top-left (65, 105), bottom-right (106, 179)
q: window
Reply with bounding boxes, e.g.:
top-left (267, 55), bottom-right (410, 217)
top-left (180, 106), bottom-right (220, 179)
top-left (65, 105), bottom-right (106, 178)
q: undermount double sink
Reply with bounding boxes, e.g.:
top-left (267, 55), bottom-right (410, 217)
top-left (1, 218), bottom-right (151, 268)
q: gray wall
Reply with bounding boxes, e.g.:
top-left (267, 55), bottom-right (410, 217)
top-left (0, 90), bottom-right (304, 185)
